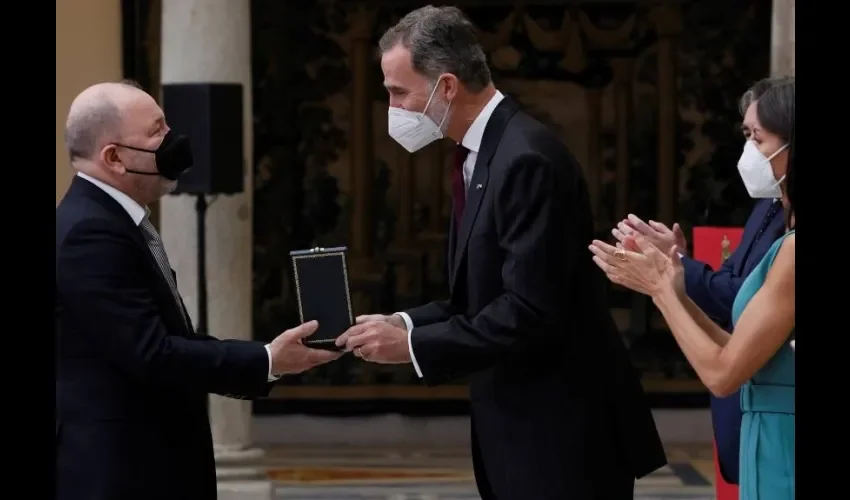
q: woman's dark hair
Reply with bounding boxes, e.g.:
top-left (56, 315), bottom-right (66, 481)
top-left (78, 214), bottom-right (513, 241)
top-left (784, 125), bottom-right (795, 229)
top-left (754, 78), bottom-right (795, 229)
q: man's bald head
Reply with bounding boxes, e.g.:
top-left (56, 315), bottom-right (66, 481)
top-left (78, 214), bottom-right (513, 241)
top-left (64, 80), bottom-right (147, 163)
top-left (64, 80), bottom-right (177, 206)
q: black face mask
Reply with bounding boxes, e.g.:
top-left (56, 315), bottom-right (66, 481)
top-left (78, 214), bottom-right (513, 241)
top-left (115, 130), bottom-right (193, 181)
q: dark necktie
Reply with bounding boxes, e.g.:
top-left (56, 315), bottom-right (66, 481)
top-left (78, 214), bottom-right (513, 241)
top-left (139, 215), bottom-right (192, 331)
top-left (452, 145), bottom-right (470, 225)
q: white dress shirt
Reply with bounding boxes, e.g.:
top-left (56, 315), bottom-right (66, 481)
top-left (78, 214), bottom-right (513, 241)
top-left (76, 172), bottom-right (279, 382)
top-left (396, 90), bottom-right (506, 378)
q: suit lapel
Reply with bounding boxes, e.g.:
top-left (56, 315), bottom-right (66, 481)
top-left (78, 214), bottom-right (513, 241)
top-left (134, 233), bottom-right (195, 335)
top-left (139, 239), bottom-right (193, 335)
top-left (71, 177), bottom-right (194, 336)
top-left (447, 215), bottom-right (457, 282)
top-left (170, 268), bottom-right (195, 332)
top-left (733, 200), bottom-right (774, 275)
top-left (450, 97), bottom-right (520, 289)
top-left (451, 167), bottom-right (489, 290)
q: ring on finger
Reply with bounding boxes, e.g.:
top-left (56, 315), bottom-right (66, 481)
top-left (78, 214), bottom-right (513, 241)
top-left (614, 249), bottom-right (627, 261)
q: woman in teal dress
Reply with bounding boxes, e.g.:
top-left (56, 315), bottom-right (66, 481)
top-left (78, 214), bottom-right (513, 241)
top-left (589, 79), bottom-right (795, 500)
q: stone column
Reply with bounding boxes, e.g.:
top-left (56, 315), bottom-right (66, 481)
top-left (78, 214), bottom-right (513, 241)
top-left (771, 0), bottom-right (795, 76)
top-left (159, 0), bottom-right (261, 463)
top-left (649, 2), bottom-right (682, 224)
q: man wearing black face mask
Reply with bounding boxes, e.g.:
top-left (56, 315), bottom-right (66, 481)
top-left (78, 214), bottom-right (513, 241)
top-left (114, 127), bottom-right (194, 199)
top-left (55, 81), bottom-right (341, 500)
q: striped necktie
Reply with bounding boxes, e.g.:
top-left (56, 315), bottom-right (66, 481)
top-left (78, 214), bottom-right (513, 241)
top-left (139, 215), bottom-right (192, 331)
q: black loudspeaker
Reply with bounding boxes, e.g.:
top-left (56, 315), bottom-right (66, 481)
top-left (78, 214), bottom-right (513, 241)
top-left (162, 83), bottom-right (244, 195)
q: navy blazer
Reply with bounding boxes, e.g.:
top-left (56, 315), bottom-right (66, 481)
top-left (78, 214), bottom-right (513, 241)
top-left (681, 198), bottom-right (786, 484)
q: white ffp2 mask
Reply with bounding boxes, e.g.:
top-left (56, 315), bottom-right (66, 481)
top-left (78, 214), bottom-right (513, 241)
top-left (737, 141), bottom-right (788, 198)
top-left (388, 79), bottom-right (451, 153)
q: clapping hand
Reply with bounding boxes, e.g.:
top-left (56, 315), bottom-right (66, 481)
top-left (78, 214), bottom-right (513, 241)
top-left (612, 214), bottom-right (687, 257)
top-left (588, 234), bottom-right (685, 299)
top-left (335, 314), bottom-right (411, 364)
top-left (267, 321), bottom-right (342, 375)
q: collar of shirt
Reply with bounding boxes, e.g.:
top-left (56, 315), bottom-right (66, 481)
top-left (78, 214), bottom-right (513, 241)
top-left (76, 171), bottom-right (148, 226)
top-left (460, 90), bottom-right (505, 154)
top-left (457, 90), bottom-right (505, 187)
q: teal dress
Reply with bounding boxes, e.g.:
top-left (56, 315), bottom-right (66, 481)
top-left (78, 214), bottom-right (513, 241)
top-left (731, 230), bottom-right (795, 500)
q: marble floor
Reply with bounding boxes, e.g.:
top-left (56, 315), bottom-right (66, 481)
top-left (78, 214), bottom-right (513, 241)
top-left (219, 444), bottom-right (716, 500)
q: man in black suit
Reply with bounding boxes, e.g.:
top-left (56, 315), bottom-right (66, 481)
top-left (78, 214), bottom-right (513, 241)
top-left (336, 6), bottom-right (666, 499)
top-left (56, 81), bottom-right (340, 500)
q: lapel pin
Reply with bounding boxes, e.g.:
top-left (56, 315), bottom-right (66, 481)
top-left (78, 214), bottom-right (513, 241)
top-left (476, 183), bottom-right (483, 190)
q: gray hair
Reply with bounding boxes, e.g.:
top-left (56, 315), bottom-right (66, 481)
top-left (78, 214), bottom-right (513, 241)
top-left (738, 75), bottom-right (795, 116)
top-left (64, 80), bottom-right (142, 162)
top-left (378, 5), bottom-right (491, 92)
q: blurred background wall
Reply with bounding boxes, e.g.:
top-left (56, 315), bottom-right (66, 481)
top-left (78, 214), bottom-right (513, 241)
top-left (56, 0), bottom-right (123, 204)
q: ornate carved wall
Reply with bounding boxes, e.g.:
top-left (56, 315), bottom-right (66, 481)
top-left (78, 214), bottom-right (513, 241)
top-left (126, 0), bottom-right (772, 405)
top-left (248, 0), bottom-right (772, 404)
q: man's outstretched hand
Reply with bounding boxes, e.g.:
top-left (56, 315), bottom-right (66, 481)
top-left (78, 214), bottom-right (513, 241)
top-left (335, 314), bottom-right (411, 364)
top-left (268, 321), bottom-right (342, 375)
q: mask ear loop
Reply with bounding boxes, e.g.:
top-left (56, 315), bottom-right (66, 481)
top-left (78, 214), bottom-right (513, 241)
top-left (422, 77), bottom-right (453, 134)
top-left (766, 143), bottom-right (789, 162)
top-left (436, 100), bottom-right (452, 131)
top-left (421, 78), bottom-right (442, 117)
top-left (765, 143), bottom-right (789, 190)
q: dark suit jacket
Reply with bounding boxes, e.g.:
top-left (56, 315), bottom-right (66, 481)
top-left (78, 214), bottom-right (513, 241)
top-left (404, 98), bottom-right (667, 500)
top-left (681, 198), bottom-right (785, 484)
top-left (55, 176), bottom-right (273, 500)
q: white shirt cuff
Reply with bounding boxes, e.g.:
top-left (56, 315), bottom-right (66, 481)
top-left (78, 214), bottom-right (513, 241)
top-left (396, 312), bottom-right (423, 378)
top-left (264, 344), bottom-right (281, 382)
